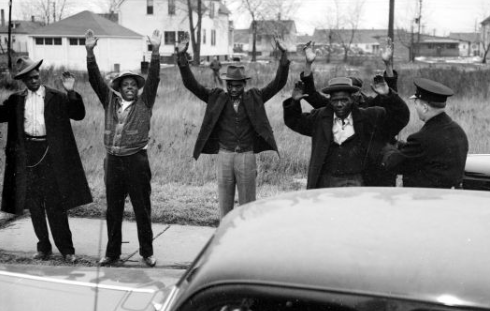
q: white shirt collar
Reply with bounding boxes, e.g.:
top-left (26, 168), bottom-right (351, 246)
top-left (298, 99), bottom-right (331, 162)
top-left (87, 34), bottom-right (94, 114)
top-left (28, 85), bottom-right (45, 97)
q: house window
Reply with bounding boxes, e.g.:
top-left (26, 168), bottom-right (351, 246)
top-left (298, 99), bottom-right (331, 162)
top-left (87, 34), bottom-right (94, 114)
top-left (177, 31), bottom-right (185, 43)
top-left (168, 0), bottom-right (175, 15)
top-left (54, 38), bottom-right (62, 45)
top-left (209, 1), bottom-right (215, 18)
top-left (35, 38), bottom-right (43, 45)
top-left (211, 29), bottom-right (216, 46)
top-left (147, 0), bottom-right (154, 15)
top-left (202, 29), bottom-right (206, 44)
top-left (69, 38), bottom-right (85, 45)
top-left (44, 38), bottom-right (53, 45)
top-left (164, 31), bottom-right (176, 45)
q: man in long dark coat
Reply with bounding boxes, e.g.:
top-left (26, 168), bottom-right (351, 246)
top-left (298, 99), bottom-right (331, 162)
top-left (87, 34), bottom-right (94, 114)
top-left (0, 56), bottom-right (92, 262)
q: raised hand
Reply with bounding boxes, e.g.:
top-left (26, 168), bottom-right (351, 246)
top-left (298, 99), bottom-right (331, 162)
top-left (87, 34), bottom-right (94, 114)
top-left (273, 35), bottom-right (287, 53)
top-left (292, 81), bottom-right (309, 101)
top-left (303, 41), bottom-right (316, 64)
top-left (371, 74), bottom-right (389, 95)
top-left (148, 29), bottom-right (162, 52)
top-left (381, 37), bottom-right (393, 64)
top-left (176, 32), bottom-right (190, 54)
top-left (85, 29), bottom-right (98, 51)
top-left (61, 71), bottom-right (75, 91)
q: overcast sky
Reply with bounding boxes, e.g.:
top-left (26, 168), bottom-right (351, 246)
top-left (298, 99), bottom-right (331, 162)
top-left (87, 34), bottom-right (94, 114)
top-left (1, 0), bottom-right (489, 37)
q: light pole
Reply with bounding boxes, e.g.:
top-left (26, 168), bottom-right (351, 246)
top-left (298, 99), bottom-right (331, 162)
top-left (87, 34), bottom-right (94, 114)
top-left (7, 0), bottom-right (13, 71)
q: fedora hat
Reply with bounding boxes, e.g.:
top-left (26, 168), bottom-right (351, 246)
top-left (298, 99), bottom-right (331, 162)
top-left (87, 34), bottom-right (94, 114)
top-left (221, 65), bottom-right (251, 81)
top-left (321, 77), bottom-right (360, 94)
top-left (111, 71), bottom-right (146, 90)
top-left (14, 56), bottom-right (43, 80)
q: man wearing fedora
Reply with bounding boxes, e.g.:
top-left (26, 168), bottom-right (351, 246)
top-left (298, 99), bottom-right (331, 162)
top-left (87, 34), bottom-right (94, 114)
top-left (0, 56), bottom-right (92, 262)
top-left (176, 32), bottom-right (290, 219)
top-left (381, 78), bottom-right (468, 188)
top-left (284, 76), bottom-right (408, 189)
top-left (85, 29), bottom-right (162, 267)
top-left (298, 39), bottom-right (409, 187)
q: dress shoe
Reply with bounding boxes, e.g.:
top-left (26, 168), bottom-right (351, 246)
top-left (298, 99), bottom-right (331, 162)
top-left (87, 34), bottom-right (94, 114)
top-left (98, 256), bottom-right (120, 266)
top-left (33, 251), bottom-right (52, 260)
top-left (143, 256), bottom-right (157, 267)
top-left (64, 254), bottom-right (77, 263)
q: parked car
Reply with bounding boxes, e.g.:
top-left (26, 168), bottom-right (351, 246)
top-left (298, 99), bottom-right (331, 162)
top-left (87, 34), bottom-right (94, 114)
top-left (160, 186), bottom-right (490, 311)
top-left (463, 154), bottom-right (490, 191)
top-left (1, 156), bottom-right (489, 311)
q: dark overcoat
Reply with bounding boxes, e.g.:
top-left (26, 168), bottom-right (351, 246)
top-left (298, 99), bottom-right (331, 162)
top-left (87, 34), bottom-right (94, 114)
top-left (178, 55), bottom-right (290, 160)
top-left (0, 86), bottom-right (93, 215)
top-left (283, 90), bottom-right (408, 189)
top-left (381, 112), bottom-right (469, 188)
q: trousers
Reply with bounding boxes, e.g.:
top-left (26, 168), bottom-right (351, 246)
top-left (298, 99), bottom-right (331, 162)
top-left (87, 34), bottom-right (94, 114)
top-left (217, 150), bottom-right (256, 219)
top-left (104, 150), bottom-right (153, 258)
top-left (25, 139), bottom-right (75, 255)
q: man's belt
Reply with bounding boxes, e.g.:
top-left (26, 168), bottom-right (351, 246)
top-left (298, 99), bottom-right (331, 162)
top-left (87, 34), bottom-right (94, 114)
top-left (25, 134), bottom-right (47, 142)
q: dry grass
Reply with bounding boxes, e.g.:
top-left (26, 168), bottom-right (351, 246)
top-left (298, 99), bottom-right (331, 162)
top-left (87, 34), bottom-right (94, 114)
top-left (1, 60), bottom-right (490, 226)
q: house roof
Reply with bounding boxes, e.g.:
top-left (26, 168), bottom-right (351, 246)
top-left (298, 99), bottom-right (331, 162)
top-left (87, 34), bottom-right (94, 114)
top-left (251, 20), bottom-right (297, 35)
top-left (449, 32), bottom-right (480, 43)
top-left (481, 15), bottom-right (490, 25)
top-left (234, 29), bottom-right (249, 44)
top-left (30, 10), bottom-right (142, 37)
top-left (218, 2), bottom-right (231, 15)
top-left (0, 20), bottom-right (44, 34)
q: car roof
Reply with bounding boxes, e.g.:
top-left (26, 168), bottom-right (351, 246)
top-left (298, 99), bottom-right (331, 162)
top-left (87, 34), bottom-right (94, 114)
top-left (185, 187), bottom-right (490, 309)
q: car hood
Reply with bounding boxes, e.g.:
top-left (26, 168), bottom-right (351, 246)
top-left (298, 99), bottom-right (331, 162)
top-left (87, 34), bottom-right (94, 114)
top-left (0, 264), bottom-right (180, 311)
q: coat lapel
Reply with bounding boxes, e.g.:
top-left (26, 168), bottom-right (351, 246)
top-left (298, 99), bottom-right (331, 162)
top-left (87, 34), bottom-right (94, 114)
top-left (320, 107), bottom-right (334, 144)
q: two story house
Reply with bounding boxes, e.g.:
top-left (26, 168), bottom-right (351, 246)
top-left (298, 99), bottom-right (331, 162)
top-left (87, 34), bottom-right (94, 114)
top-left (118, 0), bottom-right (231, 62)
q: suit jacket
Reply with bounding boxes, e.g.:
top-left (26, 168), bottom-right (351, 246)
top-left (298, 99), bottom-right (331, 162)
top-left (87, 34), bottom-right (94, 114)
top-left (0, 86), bottom-right (93, 215)
top-left (284, 98), bottom-right (392, 189)
top-left (178, 54), bottom-right (290, 160)
top-left (381, 112), bottom-right (469, 188)
top-left (299, 71), bottom-right (409, 186)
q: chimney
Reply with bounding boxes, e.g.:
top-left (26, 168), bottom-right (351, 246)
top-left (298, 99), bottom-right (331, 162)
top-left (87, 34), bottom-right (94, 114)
top-left (32, 16), bottom-right (35, 22)
top-left (1, 9), bottom-right (5, 27)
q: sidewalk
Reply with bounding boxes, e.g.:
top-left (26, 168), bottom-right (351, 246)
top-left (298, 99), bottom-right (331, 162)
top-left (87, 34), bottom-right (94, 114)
top-left (0, 212), bottom-right (216, 269)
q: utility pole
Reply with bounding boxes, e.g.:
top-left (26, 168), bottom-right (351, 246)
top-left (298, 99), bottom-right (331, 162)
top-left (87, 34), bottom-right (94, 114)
top-left (7, 0), bottom-right (13, 71)
top-left (388, 0), bottom-right (394, 42)
top-left (416, 0), bottom-right (422, 58)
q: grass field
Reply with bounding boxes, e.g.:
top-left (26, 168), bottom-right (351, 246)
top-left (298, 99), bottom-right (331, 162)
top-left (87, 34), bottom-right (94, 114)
top-left (1, 60), bottom-right (490, 227)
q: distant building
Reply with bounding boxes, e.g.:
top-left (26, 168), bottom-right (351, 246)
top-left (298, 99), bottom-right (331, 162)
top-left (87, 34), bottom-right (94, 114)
top-left (414, 38), bottom-right (460, 58)
top-left (313, 29), bottom-right (387, 55)
top-left (449, 32), bottom-right (480, 57)
top-left (249, 20), bottom-right (297, 55)
top-left (0, 9), bottom-right (43, 54)
top-left (480, 16), bottom-right (490, 60)
top-left (118, 0), bottom-right (231, 62)
top-left (233, 28), bottom-right (250, 52)
top-left (28, 10), bottom-right (144, 72)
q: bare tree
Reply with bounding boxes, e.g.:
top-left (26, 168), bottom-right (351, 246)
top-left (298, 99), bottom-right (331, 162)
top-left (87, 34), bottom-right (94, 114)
top-left (90, 0), bottom-right (126, 21)
top-left (18, 0), bottom-right (75, 24)
top-left (184, 0), bottom-right (205, 66)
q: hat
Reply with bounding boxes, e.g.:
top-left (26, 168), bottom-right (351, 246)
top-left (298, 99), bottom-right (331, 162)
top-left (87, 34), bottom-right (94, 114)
top-left (348, 76), bottom-right (363, 88)
top-left (111, 71), bottom-right (146, 90)
top-left (410, 77), bottom-right (453, 106)
top-left (221, 66), bottom-right (251, 81)
top-left (321, 77), bottom-right (360, 94)
top-left (14, 56), bottom-right (43, 80)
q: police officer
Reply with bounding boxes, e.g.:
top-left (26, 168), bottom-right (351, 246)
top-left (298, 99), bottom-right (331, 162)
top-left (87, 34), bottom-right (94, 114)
top-left (381, 78), bottom-right (469, 188)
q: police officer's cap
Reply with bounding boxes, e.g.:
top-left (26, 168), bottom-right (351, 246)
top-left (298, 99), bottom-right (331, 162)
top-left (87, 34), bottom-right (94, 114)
top-left (410, 77), bottom-right (454, 107)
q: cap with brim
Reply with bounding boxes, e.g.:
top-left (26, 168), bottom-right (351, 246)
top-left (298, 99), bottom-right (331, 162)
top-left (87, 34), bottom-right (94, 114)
top-left (221, 65), bottom-right (251, 81)
top-left (14, 56), bottom-right (43, 80)
top-left (321, 77), bottom-right (360, 94)
top-left (410, 77), bottom-right (453, 105)
top-left (111, 71), bottom-right (146, 90)
top-left (347, 76), bottom-right (363, 88)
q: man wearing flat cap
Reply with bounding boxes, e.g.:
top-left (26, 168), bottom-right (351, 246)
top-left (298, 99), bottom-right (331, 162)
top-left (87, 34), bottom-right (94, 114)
top-left (0, 56), bottom-right (92, 262)
top-left (381, 78), bottom-right (468, 188)
top-left (284, 75), bottom-right (408, 189)
top-left (85, 29), bottom-right (162, 267)
top-left (176, 32), bottom-right (290, 219)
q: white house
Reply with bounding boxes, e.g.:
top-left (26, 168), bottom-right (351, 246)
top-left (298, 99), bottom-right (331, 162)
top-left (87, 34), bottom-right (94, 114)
top-left (28, 10), bottom-right (145, 72)
top-left (0, 9), bottom-right (43, 54)
top-left (449, 32), bottom-right (480, 57)
top-left (118, 0), bottom-right (231, 61)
